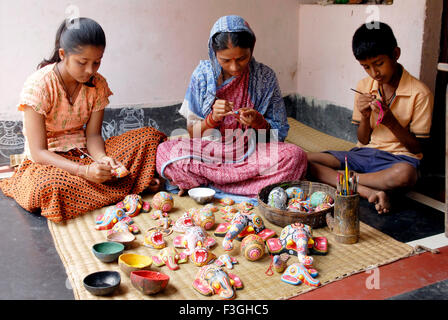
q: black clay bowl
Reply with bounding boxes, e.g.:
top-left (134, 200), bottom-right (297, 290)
top-left (83, 271), bottom-right (121, 296)
top-left (92, 241), bottom-right (125, 263)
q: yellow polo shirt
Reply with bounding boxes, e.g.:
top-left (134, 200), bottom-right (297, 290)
top-left (351, 67), bottom-right (434, 160)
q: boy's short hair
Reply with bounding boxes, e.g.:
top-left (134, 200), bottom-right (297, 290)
top-left (352, 22), bottom-right (398, 61)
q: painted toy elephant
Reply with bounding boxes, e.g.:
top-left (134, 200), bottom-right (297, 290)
top-left (173, 226), bottom-right (216, 255)
top-left (265, 223), bottom-right (328, 267)
top-left (281, 263), bottom-right (320, 287)
top-left (151, 247), bottom-right (188, 270)
top-left (214, 212), bottom-right (276, 251)
top-left (192, 264), bottom-right (243, 300)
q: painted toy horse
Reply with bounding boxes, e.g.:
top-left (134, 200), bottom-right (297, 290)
top-left (214, 212), bottom-right (276, 251)
top-left (192, 264), bottom-right (243, 300)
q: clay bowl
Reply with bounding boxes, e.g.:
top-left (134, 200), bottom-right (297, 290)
top-left (118, 253), bottom-right (152, 276)
top-left (83, 271), bottom-right (121, 296)
top-left (188, 187), bottom-right (216, 204)
top-left (130, 270), bottom-right (170, 295)
top-left (92, 241), bottom-right (125, 263)
top-left (106, 231), bottom-right (136, 249)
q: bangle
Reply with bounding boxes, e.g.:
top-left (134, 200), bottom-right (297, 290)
top-left (85, 164), bottom-right (90, 177)
top-left (76, 164), bottom-right (81, 177)
top-left (205, 113), bottom-right (220, 128)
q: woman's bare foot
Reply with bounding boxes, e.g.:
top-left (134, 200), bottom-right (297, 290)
top-left (178, 188), bottom-right (187, 196)
top-left (148, 178), bottom-right (162, 193)
top-left (367, 190), bottom-right (391, 214)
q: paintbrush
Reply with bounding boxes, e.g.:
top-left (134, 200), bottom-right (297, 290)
top-left (75, 147), bottom-right (97, 162)
top-left (345, 156), bottom-right (349, 196)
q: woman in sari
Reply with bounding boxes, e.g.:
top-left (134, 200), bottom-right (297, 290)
top-left (156, 15), bottom-right (307, 198)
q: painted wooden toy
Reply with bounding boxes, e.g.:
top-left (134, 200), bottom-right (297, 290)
top-left (151, 209), bottom-right (168, 220)
top-left (173, 212), bottom-right (195, 233)
top-left (143, 227), bottom-right (167, 249)
top-left (240, 234), bottom-right (265, 261)
top-left (123, 194), bottom-right (149, 217)
top-left (265, 223), bottom-right (328, 267)
top-left (107, 219), bottom-right (139, 235)
top-left (173, 226), bottom-right (216, 255)
top-left (192, 207), bottom-right (215, 230)
top-left (310, 191), bottom-right (334, 207)
top-left (214, 254), bottom-right (238, 269)
top-left (281, 263), bottom-right (320, 287)
top-left (219, 206), bottom-right (239, 222)
top-left (219, 197), bottom-right (235, 206)
top-left (156, 217), bottom-right (173, 235)
top-left (112, 165), bottom-right (130, 178)
top-left (95, 207), bottom-right (129, 231)
top-left (202, 204), bottom-right (219, 213)
top-left (273, 253), bottom-right (290, 273)
top-left (151, 247), bottom-right (188, 270)
top-left (268, 187), bottom-right (288, 210)
top-left (285, 186), bottom-right (306, 200)
top-left (152, 191), bottom-right (174, 212)
top-left (214, 212), bottom-right (276, 251)
top-left (189, 247), bottom-right (217, 267)
top-left (192, 264), bottom-right (243, 300)
top-left (237, 201), bottom-right (254, 213)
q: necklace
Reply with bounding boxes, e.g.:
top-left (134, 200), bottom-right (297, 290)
top-left (55, 63), bottom-right (80, 105)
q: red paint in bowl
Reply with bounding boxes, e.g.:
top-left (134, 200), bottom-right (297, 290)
top-left (130, 270), bottom-right (169, 295)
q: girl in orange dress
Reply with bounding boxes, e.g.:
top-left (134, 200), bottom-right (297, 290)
top-left (0, 17), bottom-right (166, 223)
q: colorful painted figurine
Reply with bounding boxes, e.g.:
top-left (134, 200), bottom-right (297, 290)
top-left (285, 186), bottom-right (306, 201)
top-left (173, 212), bottom-right (195, 233)
top-left (157, 217), bottom-right (173, 234)
top-left (267, 187), bottom-right (288, 210)
top-left (95, 207), bottom-right (129, 231)
top-left (273, 253), bottom-right (290, 273)
top-left (192, 264), bottom-right (243, 300)
top-left (143, 227), bottom-right (167, 249)
top-left (214, 212), bottom-right (276, 251)
top-left (237, 201), bottom-right (254, 213)
top-left (219, 197), bottom-right (235, 206)
top-left (240, 234), bottom-right (265, 261)
top-left (151, 247), bottom-right (188, 270)
top-left (173, 226), bottom-right (216, 255)
top-left (310, 191), bottom-right (333, 208)
top-left (214, 254), bottom-right (238, 269)
top-left (151, 209), bottom-right (168, 220)
top-left (202, 204), bottom-right (219, 213)
top-left (123, 194), bottom-right (149, 217)
top-left (265, 223), bottom-right (328, 267)
top-left (219, 206), bottom-right (239, 222)
top-left (112, 165), bottom-right (130, 178)
top-left (189, 247), bottom-right (217, 267)
top-left (192, 208), bottom-right (215, 230)
top-left (152, 191), bottom-right (174, 212)
top-left (281, 263), bottom-right (320, 287)
top-left (107, 219), bottom-right (139, 235)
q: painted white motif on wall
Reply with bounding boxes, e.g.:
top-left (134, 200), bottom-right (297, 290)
top-left (0, 121), bottom-right (24, 159)
top-left (118, 107), bottom-right (144, 135)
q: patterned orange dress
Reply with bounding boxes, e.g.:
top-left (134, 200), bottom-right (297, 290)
top-left (0, 64), bottom-right (166, 223)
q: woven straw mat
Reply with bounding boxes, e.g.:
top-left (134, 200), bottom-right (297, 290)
top-left (48, 193), bottom-right (414, 300)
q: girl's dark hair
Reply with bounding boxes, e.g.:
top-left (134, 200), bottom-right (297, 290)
top-left (352, 22), bottom-right (398, 61)
top-left (211, 31), bottom-right (255, 52)
top-left (37, 17), bottom-right (106, 69)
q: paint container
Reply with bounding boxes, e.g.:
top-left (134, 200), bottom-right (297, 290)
top-left (326, 192), bottom-right (360, 244)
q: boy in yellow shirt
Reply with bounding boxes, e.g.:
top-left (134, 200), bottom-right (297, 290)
top-left (307, 22), bottom-right (434, 214)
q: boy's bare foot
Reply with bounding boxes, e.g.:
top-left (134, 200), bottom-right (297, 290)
top-left (367, 190), bottom-right (391, 214)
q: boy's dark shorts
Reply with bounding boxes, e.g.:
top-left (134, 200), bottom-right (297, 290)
top-left (325, 147), bottom-right (420, 173)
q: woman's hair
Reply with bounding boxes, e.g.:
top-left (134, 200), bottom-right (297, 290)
top-left (211, 31), bottom-right (255, 52)
top-left (352, 22), bottom-right (398, 61)
top-left (37, 17), bottom-right (106, 69)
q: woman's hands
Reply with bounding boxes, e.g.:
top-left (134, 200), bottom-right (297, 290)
top-left (80, 156), bottom-right (124, 184)
top-left (237, 108), bottom-right (268, 129)
top-left (211, 99), bottom-right (234, 122)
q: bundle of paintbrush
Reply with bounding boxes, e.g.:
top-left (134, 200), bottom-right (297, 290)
top-left (336, 156), bottom-right (358, 196)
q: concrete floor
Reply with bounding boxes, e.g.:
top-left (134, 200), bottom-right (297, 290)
top-left (0, 190), bottom-right (446, 300)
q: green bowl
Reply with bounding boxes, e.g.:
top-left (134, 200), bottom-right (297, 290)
top-left (92, 241), bottom-right (125, 263)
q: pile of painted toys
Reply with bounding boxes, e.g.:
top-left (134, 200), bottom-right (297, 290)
top-left (268, 186), bottom-right (334, 213)
top-left (87, 191), bottom-right (329, 300)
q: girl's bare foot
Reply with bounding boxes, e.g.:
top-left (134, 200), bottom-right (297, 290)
top-left (367, 190), bottom-right (391, 214)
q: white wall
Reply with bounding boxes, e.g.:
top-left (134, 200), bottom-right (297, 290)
top-left (0, 0), bottom-right (299, 120)
top-left (297, 0), bottom-right (442, 110)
